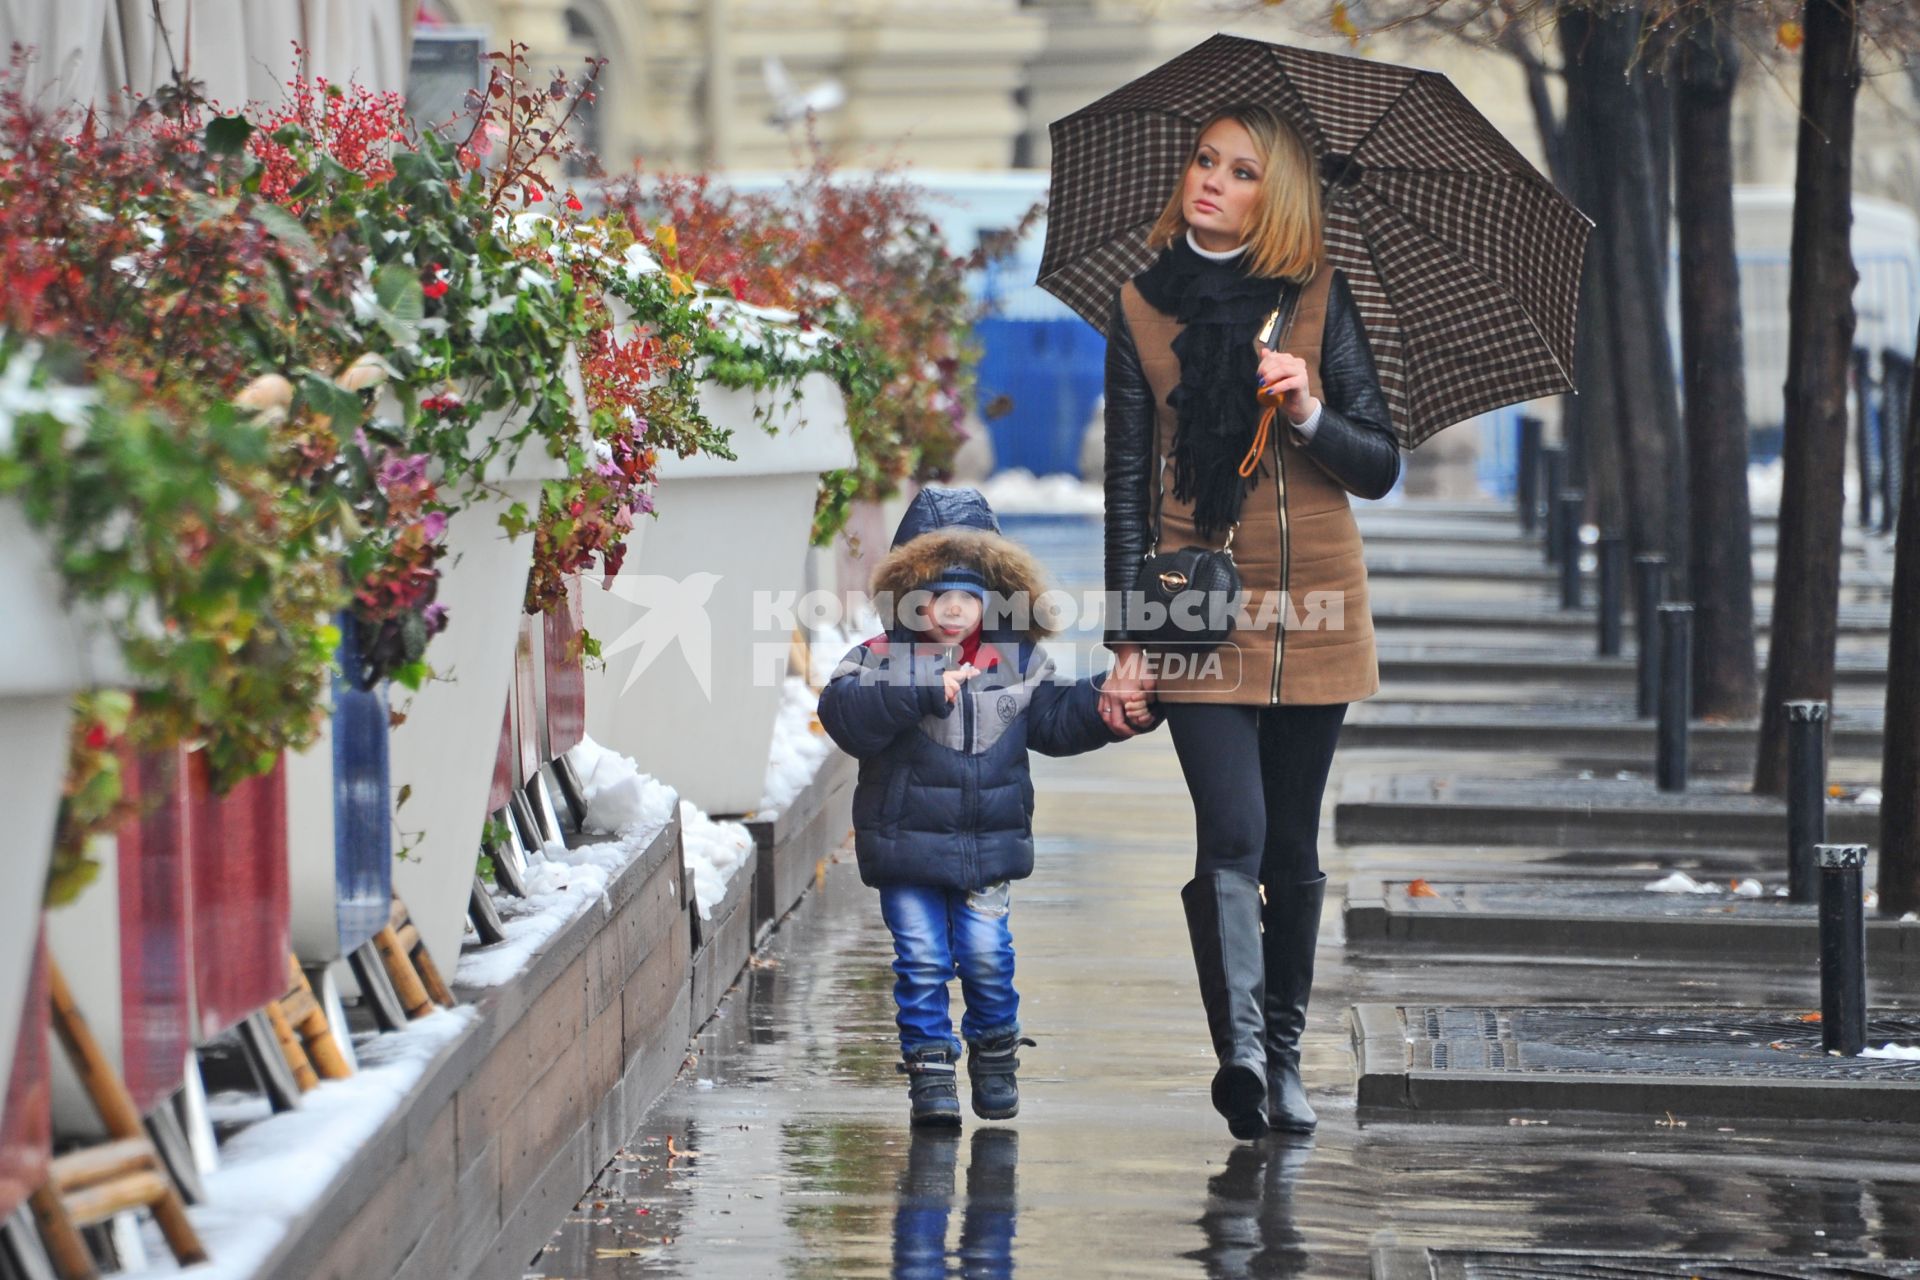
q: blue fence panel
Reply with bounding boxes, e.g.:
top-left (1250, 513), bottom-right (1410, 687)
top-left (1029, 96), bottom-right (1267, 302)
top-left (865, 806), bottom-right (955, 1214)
top-left (331, 612), bottom-right (392, 953)
top-left (973, 315), bottom-right (1107, 477)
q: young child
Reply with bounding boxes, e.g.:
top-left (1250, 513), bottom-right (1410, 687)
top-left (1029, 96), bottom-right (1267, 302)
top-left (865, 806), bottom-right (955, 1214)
top-left (818, 486), bottom-right (1155, 1127)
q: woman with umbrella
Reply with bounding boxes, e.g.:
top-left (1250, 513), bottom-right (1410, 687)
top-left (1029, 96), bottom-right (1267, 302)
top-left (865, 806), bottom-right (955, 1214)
top-left (1098, 101), bottom-right (1396, 1142)
top-left (1039, 37), bottom-right (1587, 1142)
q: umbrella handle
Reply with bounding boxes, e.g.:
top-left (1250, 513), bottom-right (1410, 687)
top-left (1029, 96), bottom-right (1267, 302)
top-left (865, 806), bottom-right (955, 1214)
top-left (1239, 405), bottom-right (1277, 478)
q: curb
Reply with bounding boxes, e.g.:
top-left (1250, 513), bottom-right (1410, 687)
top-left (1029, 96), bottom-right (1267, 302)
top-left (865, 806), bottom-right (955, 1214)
top-left (741, 748), bottom-right (857, 946)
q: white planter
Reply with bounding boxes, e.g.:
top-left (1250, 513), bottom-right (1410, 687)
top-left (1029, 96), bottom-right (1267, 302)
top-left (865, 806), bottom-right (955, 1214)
top-left (0, 498), bottom-right (124, 1107)
top-left (388, 484), bottom-right (558, 980)
top-left (385, 357), bottom-right (585, 977)
top-left (583, 372), bottom-right (853, 815)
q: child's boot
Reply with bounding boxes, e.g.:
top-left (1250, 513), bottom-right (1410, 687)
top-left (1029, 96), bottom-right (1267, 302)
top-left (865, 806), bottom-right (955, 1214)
top-left (965, 1032), bottom-right (1036, 1120)
top-left (899, 1044), bottom-right (962, 1127)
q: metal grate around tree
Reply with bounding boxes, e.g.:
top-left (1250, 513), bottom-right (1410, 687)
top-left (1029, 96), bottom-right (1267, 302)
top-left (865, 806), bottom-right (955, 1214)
top-left (1407, 1006), bottom-right (1920, 1081)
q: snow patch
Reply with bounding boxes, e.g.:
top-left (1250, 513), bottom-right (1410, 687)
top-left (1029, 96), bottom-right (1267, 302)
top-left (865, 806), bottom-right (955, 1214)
top-left (125, 1008), bottom-right (478, 1278)
top-left (1645, 871), bottom-right (1721, 895)
top-left (681, 803), bottom-right (754, 921)
top-left (976, 467), bottom-right (1104, 515)
top-left (1862, 1043), bottom-right (1920, 1061)
top-left (567, 735), bottom-right (679, 836)
top-left (758, 676), bottom-right (832, 818)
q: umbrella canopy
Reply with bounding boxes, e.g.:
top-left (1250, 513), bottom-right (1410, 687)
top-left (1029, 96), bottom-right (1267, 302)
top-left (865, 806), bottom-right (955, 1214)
top-left (1038, 33), bottom-right (1590, 449)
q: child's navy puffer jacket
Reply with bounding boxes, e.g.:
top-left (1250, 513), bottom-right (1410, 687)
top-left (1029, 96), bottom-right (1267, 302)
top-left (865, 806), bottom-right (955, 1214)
top-left (817, 487), bottom-right (1127, 891)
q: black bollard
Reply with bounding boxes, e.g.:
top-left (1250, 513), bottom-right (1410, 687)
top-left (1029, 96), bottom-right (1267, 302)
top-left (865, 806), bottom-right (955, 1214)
top-left (1786, 700), bottom-right (1831, 904)
top-left (1817, 843), bottom-right (1869, 1057)
top-left (1557, 491), bottom-right (1585, 609)
top-left (1655, 604), bottom-right (1693, 792)
top-left (1596, 534), bottom-right (1626, 656)
top-left (1542, 445), bottom-right (1568, 565)
top-left (1634, 554), bottom-right (1669, 718)
top-left (1517, 416), bottom-right (1543, 532)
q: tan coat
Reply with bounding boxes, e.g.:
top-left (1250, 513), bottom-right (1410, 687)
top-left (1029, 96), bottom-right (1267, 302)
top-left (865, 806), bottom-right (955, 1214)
top-left (1119, 269), bottom-right (1378, 706)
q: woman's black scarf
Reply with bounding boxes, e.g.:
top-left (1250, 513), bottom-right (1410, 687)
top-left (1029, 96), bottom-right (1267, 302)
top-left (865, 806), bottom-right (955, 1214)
top-left (1134, 236), bottom-right (1290, 540)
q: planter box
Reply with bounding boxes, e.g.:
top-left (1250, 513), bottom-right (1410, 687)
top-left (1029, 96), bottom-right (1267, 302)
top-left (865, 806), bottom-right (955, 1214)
top-left (748, 747), bottom-right (857, 943)
top-left (0, 497), bottom-right (123, 1102)
top-left (583, 373), bottom-right (853, 815)
top-left (387, 353), bottom-right (586, 974)
top-left (542, 576), bottom-right (587, 761)
top-left (286, 618), bottom-right (395, 964)
top-left (689, 845), bottom-right (756, 1033)
top-left (186, 755), bottom-right (292, 1042)
top-left (48, 746), bottom-right (193, 1134)
top-left (390, 485), bottom-right (554, 990)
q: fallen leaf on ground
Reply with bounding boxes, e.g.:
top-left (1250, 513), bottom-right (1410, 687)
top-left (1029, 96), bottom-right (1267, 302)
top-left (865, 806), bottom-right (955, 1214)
top-left (667, 1136), bottom-right (701, 1159)
top-left (1800, 1011), bottom-right (1823, 1023)
top-left (1406, 878), bottom-right (1440, 899)
top-left (596, 1247), bottom-right (654, 1258)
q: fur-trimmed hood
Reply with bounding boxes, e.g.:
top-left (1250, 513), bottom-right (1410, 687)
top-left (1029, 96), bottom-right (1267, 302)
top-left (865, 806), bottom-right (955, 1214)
top-left (871, 488), bottom-right (1057, 641)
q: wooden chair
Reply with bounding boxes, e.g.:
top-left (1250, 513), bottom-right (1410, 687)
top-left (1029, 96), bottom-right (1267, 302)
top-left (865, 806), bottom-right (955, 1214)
top-left (34, 961), bottom-right (205, 1279)
top-left (264, 956), bottom-right (352, 1093)
top-left (374, 897), bottom-right (455, 1020)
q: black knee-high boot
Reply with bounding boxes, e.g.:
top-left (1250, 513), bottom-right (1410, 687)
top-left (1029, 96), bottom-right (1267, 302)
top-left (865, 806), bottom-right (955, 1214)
top-left (1181, 871), bottom-right (1271, 1140)
top-left (1261, 875), bottom-right (1326, 1132)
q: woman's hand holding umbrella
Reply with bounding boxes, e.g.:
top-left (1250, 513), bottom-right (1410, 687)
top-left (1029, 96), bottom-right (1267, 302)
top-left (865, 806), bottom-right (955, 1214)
top-left (1257, 347), bottom-right (1318, 427)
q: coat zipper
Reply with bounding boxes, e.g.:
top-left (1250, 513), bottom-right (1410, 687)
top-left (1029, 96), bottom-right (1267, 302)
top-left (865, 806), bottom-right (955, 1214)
top-left (1271, 434), bottom-right (1289, 705)
top-left (963, 683), bottom-right (978, 884)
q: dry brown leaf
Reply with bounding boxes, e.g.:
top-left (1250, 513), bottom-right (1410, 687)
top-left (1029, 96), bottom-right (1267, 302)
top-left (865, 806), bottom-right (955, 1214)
top-left (1406, 878), bottom-right (1440, 899)
top-left (1799, 1011), bottom-right (1823, 1023)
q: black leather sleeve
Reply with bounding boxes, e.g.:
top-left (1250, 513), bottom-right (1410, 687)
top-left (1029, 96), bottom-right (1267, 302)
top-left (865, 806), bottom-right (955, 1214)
top-left (1295, 269), bottom-right (1400, 501)
top-left (1102, 293), bottom-right (1155, 647)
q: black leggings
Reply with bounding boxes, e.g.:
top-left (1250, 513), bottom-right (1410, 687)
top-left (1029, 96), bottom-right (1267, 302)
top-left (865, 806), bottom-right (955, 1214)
top-left (1162, 702), bottom-right (1348, 887)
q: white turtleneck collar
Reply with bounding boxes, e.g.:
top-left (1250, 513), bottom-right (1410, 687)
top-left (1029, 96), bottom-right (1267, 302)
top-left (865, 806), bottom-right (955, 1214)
top-left (1186, 228), bottom-right (1249, 262)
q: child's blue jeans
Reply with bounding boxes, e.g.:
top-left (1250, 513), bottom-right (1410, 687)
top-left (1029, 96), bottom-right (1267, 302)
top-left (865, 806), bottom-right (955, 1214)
top-left (879, 882), bottom-right (1020, 1054)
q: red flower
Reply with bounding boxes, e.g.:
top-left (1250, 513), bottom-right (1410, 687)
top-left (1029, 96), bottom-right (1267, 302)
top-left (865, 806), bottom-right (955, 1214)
top-left (565, 193), bottom-right (584, 212)
top-left (423, 278), bottom-right (449, 300)
top-left (84, 723), bottom-right (110, 751)
top-left (524, 184), bottom-right (544, 203)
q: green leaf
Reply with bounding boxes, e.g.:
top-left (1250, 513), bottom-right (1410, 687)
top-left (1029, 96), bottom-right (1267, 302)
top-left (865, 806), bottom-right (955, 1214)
top-left (297, 374), bottom-right (364, 436)
top-left (251, 204), bottom-right (318, 264)
top-left (371, 263), bottom-right (425, 344)
top-left (205, 115), bottom-right (254, 156)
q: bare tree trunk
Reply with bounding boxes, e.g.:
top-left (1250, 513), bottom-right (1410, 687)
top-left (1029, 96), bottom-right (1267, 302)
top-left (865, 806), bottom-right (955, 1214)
top-left (1557, 6), bottom-right (1625, 527)
top-left (1754, 0), bottom-right (1862, 795)
top-left (1878, 319), bottom-right (1920, 914)
top-left (1643, 50), bottom-right (1674, 298)
top-left (1676, 7), bottom-right (1760, 722)
top-left (1584, 6), bottom-right (1691, 579)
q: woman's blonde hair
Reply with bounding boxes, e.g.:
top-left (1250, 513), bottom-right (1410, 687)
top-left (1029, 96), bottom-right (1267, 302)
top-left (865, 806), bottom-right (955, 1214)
top-left (1147, 103), bottom-right (1324, 283)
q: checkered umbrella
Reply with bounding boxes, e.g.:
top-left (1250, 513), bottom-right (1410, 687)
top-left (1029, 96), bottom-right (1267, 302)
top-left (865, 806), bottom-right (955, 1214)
top-left (1038, 33), bottom-right (1591, 449)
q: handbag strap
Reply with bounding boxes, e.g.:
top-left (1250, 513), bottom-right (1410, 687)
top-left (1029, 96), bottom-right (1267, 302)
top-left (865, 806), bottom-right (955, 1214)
top-left (1146, 279), bottom-right (1302, 560)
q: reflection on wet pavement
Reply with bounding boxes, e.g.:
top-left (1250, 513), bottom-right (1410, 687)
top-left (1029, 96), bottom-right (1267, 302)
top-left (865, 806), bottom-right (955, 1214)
top-left (532, 516), bottom-right (1920, 1279)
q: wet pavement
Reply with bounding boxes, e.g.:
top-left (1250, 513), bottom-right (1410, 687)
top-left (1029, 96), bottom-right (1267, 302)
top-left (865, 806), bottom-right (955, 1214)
top-left (532, 514), bottom-right (1917, 1279)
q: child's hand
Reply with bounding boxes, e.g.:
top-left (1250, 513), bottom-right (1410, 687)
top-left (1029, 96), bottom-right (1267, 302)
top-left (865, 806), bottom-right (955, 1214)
top-left (942, 663), bottom-right (980, 704)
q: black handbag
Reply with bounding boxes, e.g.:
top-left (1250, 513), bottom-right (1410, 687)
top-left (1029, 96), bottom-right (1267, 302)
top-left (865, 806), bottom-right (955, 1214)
top-left (1128, 539), bottom-right (1242, 649)
top-left (1123, 285), bottom-right (1298, 651)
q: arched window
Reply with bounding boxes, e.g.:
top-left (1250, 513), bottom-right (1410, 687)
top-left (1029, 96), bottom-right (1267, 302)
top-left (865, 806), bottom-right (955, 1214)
top-left (564, 7), bottom-right (606, 176)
